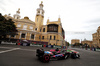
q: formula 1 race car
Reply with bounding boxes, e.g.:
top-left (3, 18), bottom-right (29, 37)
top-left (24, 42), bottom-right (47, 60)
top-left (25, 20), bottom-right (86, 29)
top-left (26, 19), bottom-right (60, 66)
top-left (36, 48), bottom-right (80, 62)
top-left (66, 49), bottom-right (80, 59)
top-left (50, 48), bottom-right (80, 59)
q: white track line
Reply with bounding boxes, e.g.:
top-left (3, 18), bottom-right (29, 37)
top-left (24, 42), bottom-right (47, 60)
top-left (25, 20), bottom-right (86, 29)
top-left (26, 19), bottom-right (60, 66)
top-left (0, 47), bottom-right (15, 49)
top-left (0, 48), bottom-right (20, 54)
top-left (19, 49), bottom-right (36, 52)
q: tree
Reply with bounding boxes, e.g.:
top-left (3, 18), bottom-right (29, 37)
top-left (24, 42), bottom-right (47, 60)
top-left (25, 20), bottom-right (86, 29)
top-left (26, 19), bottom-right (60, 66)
top-left (66, 42), bottom-right (70, 46)
top-left (0, 13), bottom-right (18, 44)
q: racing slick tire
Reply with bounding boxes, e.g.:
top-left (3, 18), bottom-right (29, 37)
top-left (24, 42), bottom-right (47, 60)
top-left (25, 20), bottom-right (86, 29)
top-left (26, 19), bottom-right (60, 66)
top-left (76, 54), bottom-right (80, 58)
top-left (71, 53), bottom-right (77, 59)
top-left (43, 54), bottom-right (50, 62)
top-left (64, 53), bottom-right (70, 59)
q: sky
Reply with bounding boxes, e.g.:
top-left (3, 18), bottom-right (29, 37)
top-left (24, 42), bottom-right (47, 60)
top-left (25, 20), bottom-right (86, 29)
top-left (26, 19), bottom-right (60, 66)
top-left (0, 0), bottom-right (100, 43)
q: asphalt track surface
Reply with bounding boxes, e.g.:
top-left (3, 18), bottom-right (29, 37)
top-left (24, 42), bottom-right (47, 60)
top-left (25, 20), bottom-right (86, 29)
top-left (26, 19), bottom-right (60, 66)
top-left (0, 44), bottom-right (100, 66)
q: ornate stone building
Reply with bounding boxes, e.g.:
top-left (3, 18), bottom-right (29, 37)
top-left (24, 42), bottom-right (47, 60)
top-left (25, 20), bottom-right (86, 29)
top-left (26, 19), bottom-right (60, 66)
top-left (4, 2), bottom-right (65, 46)
top-left (92, 26), bottom-right (100, 47)
top-left (81, 40), bottom-right (92, 47)
top-left (71, 39), bottom-right (80, 45)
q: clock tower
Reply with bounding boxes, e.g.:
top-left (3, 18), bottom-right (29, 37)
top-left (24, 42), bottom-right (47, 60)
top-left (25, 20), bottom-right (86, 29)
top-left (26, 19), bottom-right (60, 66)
top-left (35, 1), bottom-right (44, 32)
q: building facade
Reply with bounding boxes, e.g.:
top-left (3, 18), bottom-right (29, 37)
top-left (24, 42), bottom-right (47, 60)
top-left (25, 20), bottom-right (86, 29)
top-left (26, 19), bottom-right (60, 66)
top-left (92, 26), bottom-right (100, 47)
top-left (92, 33), bottom-right (97, 47)
top-left (4, 2), bottom-right (65, 46)
top-left (71, 39), bottom-right (80, 45)
top-left (81, 40), bottom-right (92, 47)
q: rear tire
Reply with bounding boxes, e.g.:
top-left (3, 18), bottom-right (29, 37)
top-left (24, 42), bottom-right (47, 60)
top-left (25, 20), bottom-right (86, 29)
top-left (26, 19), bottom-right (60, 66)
top-left (71, 53), bottom-right (76, 59)
top-left (43, 55), bottom-right (50, 62)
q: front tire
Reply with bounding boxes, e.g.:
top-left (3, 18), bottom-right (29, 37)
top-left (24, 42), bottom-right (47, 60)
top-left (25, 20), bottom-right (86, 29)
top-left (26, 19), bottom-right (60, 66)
top-left (76, 54), bottom-right (80, 58)
top-left (64, 53), bottom-right (69, 59)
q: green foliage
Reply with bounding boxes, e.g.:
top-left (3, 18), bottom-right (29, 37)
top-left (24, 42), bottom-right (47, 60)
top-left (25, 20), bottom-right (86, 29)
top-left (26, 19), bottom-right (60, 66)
top-left (0, 13), bottom-right (18, 38)
top-left (66, 42), bottom-right (70, 46)
top-left (73, 43), bottom-right (83, 46)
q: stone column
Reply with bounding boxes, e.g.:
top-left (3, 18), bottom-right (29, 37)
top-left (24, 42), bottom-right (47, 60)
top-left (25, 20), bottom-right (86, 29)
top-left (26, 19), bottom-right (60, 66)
top-left (19, 32), bottom-right (22, 39)
top-left (30, 34), bottom-right (31, 40)
top-left (25, 32), bottom-right (27, 39)
top-left (34, 34), bottom-right (35, 40)
top-left (14, 35), bottom-right (16, 39)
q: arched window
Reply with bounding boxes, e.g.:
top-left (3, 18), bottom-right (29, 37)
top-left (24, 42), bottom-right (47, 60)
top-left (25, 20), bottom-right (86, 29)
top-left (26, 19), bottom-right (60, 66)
top-left (17, 23), bottom-right (21, 27)
top-left (40, 29), bottom-right (41, 32)
top-left (38, 11), bottom-right (40, 13)
top-left (31, 34), bottom-right (34, 39)
top-left (50, 36), bottom-right (52, 40)
top-left (30, 25), bottom-right (33, 29)
top-left (42, 36), bottom-right (44, 40)
top-left (54, 36), bottom-right (56, 40)
top-left (23, 24), bottom-right (27, 30)
top-left (21, 33), bottom-right (25, 38)
top-left (17, 17), bottom-right (19, 19)
top-left (35, 28), bottom-right (37, 31)
top-left (43, 28), bottom-right (45, 32)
